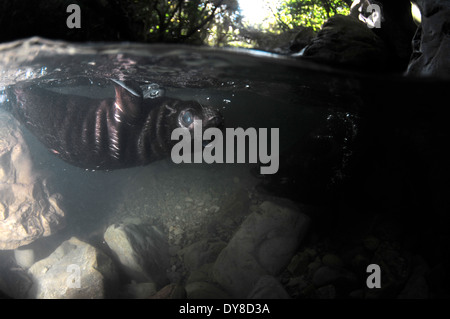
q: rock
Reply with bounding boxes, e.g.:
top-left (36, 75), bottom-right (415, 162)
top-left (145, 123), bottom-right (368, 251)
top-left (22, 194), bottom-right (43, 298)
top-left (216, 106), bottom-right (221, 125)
top-left (178, 239), bottom-right (226, 271)
top-left (185, 281), bottom-right (230, 299)
top-left (247, 275), bottom-right (290, 299)
top-left (363, 236), bottom-right (380, 251)
top-left (315, 284), bottom-right (336, 299)
top-left (14, 248), bottom-right (35, 269)
top-left (0, 251), bottom-right (33, 298)
top-left (302, 14), bottom-right (388, 70)
top-left (149, 283), bottom-right (186, 299)
top-left (212, 200), bottom-right (310, 298)
top-left (104, 223), bottom-right (170, 287)
top-left (406, 0), bottom-right (450, 78)
top-left (312, 266), bottom-right (357, 288)
top-left (120, 282), bottom-right (157, 299)
top-left (27, 237), bottom-right (118, 299)
top-left (349, 289), bottom-right (364, 299)
top-left (289, 27), bottom-right (316, 53)
top-left (398, 255), bottom-right (430, 299)
top-left (287, 253), bottom-right (310, 276)
top-left (322, 254), bottom-right (344, 268)
top-left (0, 111), bottom-right (65, 250)
top-left (186, 263), bottom-right (214, 284)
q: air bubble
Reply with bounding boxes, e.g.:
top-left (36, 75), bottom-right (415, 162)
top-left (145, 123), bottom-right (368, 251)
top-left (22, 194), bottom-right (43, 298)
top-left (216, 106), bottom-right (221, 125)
top-left (142, 83), bottom-right (164, 99)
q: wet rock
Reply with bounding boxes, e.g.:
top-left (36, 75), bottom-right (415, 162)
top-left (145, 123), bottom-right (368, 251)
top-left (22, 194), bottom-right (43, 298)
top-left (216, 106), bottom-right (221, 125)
top-left (247, 275), bottom-right (290, 299)
top-left (104, 222), bottom-right (170, 287)
top-left (289, 27), bottom-right (316, 53)
top-left (185, 281), bottom-right (230, 299)
top-left (312, 266), bottom-right (357, 288)
top-left (120, 282), bottom-right (157, 299)
top-left (349, 289), bottom-right (364, 299)
top-left (28, 237), bottom-right (118, 299)
top-left (406, 0), bottom-right (450, 78)
top-left (302, 14), bottom-right (388, 70)
top-left (287, 253), bottom-right (310, 276)
top-left (14, 248), bottom-right (35, 269)
top-left (0, 111), bottom-right (65, 250)
top-left (316, 284), bottom-right (336, 299)
top-left (398, 255), bottom-right (429, 299)
top-left (150, 283), bottom-right (186, 299)
top-left (178, 239), bottom-right (226, 271)
top-left (365, 241), bottom-right (411, 298)
top-left (363, 236), bottom-right (380, 251)
top-left (186, 263), bottom-right (214, 284)
top-left (322, 254), bottom-right (344, 268)
top-left (0, 251), bottom-right (33, 298)
top-left (213, 200), bottom-right (310, 298)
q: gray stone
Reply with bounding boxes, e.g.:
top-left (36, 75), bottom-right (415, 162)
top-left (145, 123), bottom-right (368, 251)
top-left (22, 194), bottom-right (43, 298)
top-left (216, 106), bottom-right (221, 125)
top-left (186, 263), bottom-right (214, 284)
top-left (398, 255), bottom-right (430, 299)
top-left (104, 222), bottom-right (170, 287)
top-left (121, 282), bottom-right (158, 299)
top-left (316, 284), bottom-right (336, 299)
top-left (0, 111), bottom-right (65, 250)
top-left (312, 266), bottom-right (357, 288)
top-left (149, 283), bottom-right (186, 299)
top-left (178, 238), bottom-right (226, 271)
top-left (321, 254), bottom-right (344, 268)
top-left (28, 237), bottom-right (118, 299)
top-left (185, 281), bottom-right (230, 299)
top-left (14, 248), bottom-right (35, 269)
top-left (247, 275), bottom-right (290, 299)
top-left (213, 200), bottom-right (310, 298)
top-left (289, 27), bottom-right (316, 52)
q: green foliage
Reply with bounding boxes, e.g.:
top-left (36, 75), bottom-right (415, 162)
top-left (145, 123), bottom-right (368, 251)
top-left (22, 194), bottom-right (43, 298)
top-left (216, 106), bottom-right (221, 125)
top-left (120, 0), bottom-right (240, 44)
top-left (116, 0), bottom-right (350, 47)
top-left (275, 0), bottom-right (350, 31)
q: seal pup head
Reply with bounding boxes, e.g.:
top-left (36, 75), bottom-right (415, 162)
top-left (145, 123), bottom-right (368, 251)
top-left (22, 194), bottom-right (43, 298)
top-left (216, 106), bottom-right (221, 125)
top-left (121, 82), bottom-right (224, 163)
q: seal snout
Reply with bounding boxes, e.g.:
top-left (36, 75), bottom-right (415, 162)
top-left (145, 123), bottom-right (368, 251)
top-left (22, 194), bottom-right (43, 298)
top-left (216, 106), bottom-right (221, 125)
top-left (206, 114), bottom-right (224, 130)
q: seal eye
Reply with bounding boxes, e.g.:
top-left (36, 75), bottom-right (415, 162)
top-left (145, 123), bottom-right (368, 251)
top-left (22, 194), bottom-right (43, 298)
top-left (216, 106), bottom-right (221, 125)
top-left (181, 110), bottom-right (194, 127)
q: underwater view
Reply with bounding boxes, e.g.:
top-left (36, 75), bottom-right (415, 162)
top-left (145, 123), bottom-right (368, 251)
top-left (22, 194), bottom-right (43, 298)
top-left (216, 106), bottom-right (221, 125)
top-left (0, 0), bottom-right (450, 306)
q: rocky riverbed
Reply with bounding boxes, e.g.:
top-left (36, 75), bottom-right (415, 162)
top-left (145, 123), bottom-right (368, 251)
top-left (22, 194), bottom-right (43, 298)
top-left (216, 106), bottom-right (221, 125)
top-left (0, 151), bottom-right (447, 299)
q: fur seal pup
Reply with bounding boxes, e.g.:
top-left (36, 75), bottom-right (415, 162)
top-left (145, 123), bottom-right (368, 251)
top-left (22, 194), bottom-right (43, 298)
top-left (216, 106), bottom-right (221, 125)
top-left (5, 79), bottom-right (223, 170)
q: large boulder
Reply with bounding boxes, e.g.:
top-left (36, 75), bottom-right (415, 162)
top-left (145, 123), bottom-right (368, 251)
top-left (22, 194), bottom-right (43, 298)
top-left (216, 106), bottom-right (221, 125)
top-left (0, 111), bottom-right (65, 250)
top-left (212, 200), bottom-right (310, 298)
top-left (406, 0), bottom-right (450, 78)
top-left (104, 222), bottom-right (170, 287)
top-left (27, 237), bottom-right (119, 299)
top-left (302, 14), bottom-right (388, 70)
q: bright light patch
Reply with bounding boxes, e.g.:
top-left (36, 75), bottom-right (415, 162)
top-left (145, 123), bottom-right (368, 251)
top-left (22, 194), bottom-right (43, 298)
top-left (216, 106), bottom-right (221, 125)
top-left (239, 0), bottom-right (281, 26)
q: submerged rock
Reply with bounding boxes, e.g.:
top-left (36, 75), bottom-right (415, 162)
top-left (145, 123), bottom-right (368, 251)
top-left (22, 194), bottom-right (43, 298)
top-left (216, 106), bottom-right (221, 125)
top-left (185, 281), bottom-right (230, 299)
top-left (120, 282), bottom-right (158, 299)
top-left (149, 283), bottom-right (186, 299)
top-left (212, 200), bottom-right (310, 298)
top-left (13, 248), bottom-right (35, 269)
top-left (104, 222), bottom-right (170, 287)
top-left (0, 111), bottom-right (65, 250)
top-left (247, 275), bottom-right (290, 299)
top-left (27, 237), bottom-right (118, 299)
top-left (178, 238), bottom-right (226, 271)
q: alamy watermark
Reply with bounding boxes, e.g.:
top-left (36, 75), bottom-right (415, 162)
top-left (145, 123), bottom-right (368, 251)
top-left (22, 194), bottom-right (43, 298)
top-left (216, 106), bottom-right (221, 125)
top-left (366, 264), bottom-right (381, 288)
top-left (171, 121), bottom-right (279, 175)
top-left (66, 4), bottom-right (81, 29)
